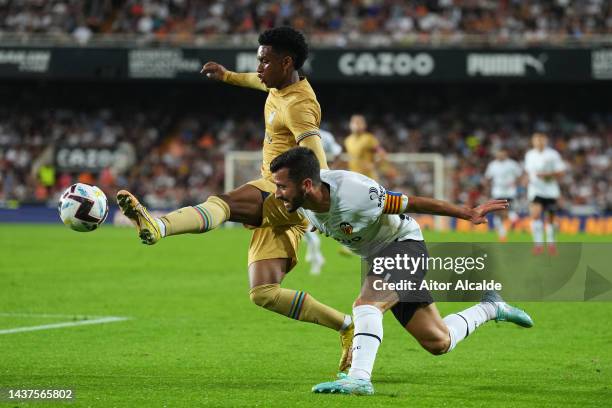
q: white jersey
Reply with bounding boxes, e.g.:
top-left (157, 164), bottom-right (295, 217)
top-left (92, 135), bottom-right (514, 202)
top-left (484, 158), bottom-right (522, 198)
top-left (524, 147), bottom-right (566, 199)
top-left (320, 129), bottom-right (342, 162)
top-left (298, 170), bottom-right (423, 258)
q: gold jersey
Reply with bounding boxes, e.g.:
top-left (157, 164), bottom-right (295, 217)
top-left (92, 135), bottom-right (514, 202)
top-left (223, 72), bottom-right (321, 181)
top-left (344, 132), bottom-right (379, 178)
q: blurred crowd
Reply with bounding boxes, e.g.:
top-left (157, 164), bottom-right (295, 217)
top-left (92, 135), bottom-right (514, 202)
top-left (1, 0), bottom-right (611, 45)
top-left (0, 106), bottom-right (610, 214)
top-left (359, 111), bottom-right (611, 214)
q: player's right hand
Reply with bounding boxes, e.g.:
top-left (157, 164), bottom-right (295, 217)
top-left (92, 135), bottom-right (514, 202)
top-left (200, 62), bottom-right (227, 80)
top-left (469, 199), bottom-right (509, 224)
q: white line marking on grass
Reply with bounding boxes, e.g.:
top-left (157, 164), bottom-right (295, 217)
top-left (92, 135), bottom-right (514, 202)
top-left (0, 312), bottom-right (108, 319)
top-left (0, 316), bottom-right (130, 335)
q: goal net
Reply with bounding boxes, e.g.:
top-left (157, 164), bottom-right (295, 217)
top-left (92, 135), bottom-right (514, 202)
top-left (224, 151), bottom-right (446, 229)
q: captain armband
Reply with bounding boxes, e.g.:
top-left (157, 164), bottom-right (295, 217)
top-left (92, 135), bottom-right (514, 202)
top-left (382, 191), bottom-right (409, 214)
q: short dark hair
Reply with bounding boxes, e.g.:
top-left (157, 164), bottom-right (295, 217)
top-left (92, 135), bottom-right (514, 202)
top-left (270, 147), bottom-right (321, 185)
top-left (258, 26), bottom-right (308, 70)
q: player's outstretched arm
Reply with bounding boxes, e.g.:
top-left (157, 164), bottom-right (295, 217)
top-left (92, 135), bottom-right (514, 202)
top-left (405, 196), bottom-right (509, 224)
top-left (201, 61), bottom-right (268, 92)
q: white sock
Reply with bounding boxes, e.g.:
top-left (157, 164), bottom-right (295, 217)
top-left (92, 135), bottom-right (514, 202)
top-left (545, 223), bottom-right (555, 244)
top-left (443, 302), bottom-right (495, 352)
top-left (348, 305), bottom-right (383, 381)
top-left (531, 219), bottom-right (544, 244)
top-left (509, 211), bottom-right (518, 223)
top-left (494, 216), bottom-right (506, 239)
top-left (304, 230), bottom-right (321, 261)
top-left (155, 218), bottom-right (166, 237)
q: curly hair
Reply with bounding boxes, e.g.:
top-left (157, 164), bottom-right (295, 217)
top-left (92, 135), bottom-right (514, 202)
top-left (258, 26), bottom-right (308, 70)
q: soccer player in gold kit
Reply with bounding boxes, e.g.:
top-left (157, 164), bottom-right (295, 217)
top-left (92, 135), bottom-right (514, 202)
top-left (341, 114), bottom-right (386, 257)
top-left (116, 27), bottom-right (354, 371)
top-left (344, 114), bottom-right (384, 180)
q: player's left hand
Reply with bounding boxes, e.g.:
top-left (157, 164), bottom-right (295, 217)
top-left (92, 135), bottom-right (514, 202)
top-left (200, 61), bottom-right (227, 80)
top-left (469, 199), bottom-right (509, 224)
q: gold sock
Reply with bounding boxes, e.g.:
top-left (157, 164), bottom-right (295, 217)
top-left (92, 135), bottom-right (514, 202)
top-left (249, 284), bottom-right (346, 331)
top-left (159, 196), bottom-right (230, 236)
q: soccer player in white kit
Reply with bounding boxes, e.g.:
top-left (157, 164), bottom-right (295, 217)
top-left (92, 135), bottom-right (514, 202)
top-left (524, 133), bottom-right (566, 255)
top-left (303, 129), bottom-right (343, 274)
top-left (270, 147), bottom-right (533, 395)
top-left (484, 149), bottom-right (523, 241)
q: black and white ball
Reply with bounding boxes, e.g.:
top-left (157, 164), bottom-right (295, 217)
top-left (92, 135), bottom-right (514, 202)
top-left (58, 183), bottom-right (109, 232)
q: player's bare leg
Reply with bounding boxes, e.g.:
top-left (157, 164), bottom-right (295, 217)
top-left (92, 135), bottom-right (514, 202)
top-left (248, 258), bottom-right (353, 372)
top-left (116, 183), bottom-right (262, 245)
top-left (404, 304), bottom-right (451, 354)
top-left (529, 201), bottom-right (544, 254)
top-left (405, 291), bottom-right (533, 355)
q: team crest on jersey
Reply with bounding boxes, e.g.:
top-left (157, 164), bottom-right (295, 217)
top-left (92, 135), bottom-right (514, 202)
top-left (339, 222), bottom-right (353, 235)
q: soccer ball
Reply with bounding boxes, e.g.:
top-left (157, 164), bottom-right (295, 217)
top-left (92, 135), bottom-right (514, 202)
top-left (58, 183), bottom-right (109, 232)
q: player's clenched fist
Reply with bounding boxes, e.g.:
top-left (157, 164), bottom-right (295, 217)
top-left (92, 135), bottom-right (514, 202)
top-left (200, 62), bottom-right (227, 80)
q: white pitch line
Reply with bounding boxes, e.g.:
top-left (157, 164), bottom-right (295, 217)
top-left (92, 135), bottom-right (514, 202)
top-left (0, 312), bottom-right (107, 319)
top-left (0, 316), bottom-right (129, 335)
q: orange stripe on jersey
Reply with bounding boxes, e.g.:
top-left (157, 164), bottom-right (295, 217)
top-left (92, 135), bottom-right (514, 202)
top-left (383, 192), bottom-right (403, 214)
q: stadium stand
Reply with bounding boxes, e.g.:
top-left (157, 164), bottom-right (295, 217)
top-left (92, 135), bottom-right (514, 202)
top-left (0, 82), bottom-right (609, 214)
top-left (1, 0), bottom-right (611, 45)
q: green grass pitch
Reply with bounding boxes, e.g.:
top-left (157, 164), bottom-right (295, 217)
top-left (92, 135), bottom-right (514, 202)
top-left (1, 224), bottom-right (610, 407)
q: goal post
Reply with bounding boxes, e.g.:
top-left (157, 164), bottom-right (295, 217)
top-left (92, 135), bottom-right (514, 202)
top-left (224, 151), bottom-right (446, 229)
top-left (382, 153), bottom-right (445, 203)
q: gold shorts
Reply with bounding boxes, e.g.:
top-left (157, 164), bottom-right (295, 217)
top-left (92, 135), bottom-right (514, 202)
top-left (246, 178), bottom-right (308, 271)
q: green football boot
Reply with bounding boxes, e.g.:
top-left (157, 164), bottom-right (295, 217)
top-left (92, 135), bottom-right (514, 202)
top-left (482, 290), bottom-right (534, 328)
top-left (312, 373), bottom-right (374, 396)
